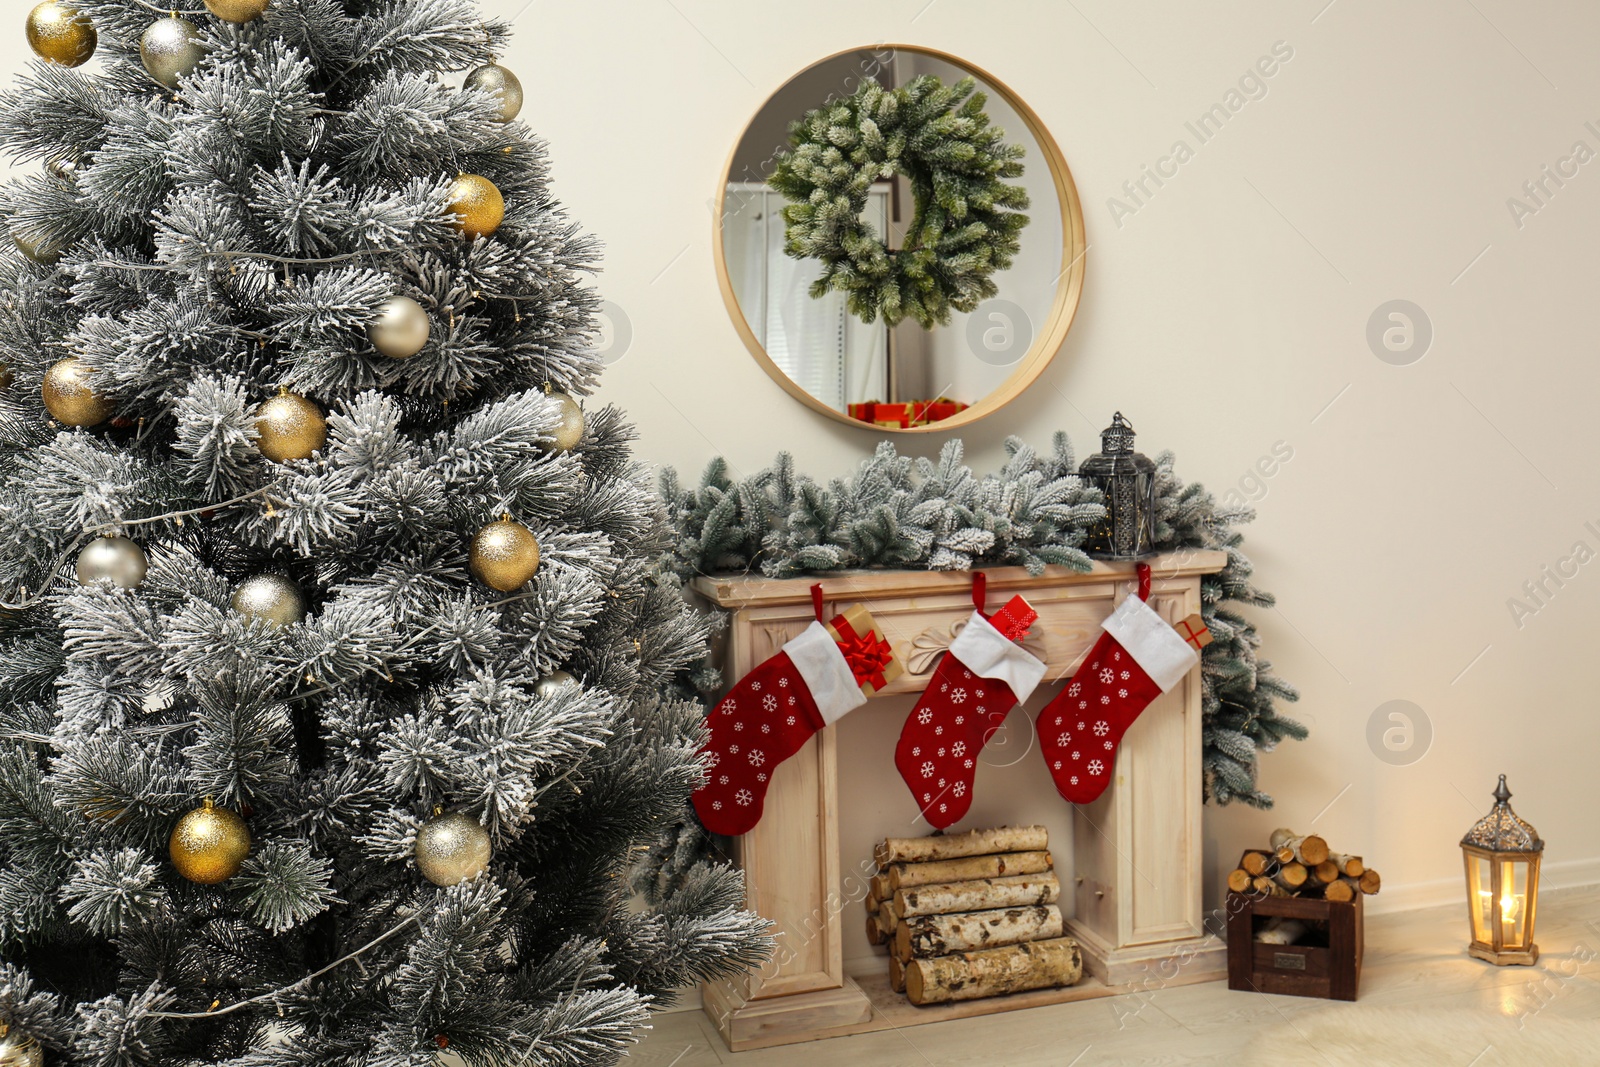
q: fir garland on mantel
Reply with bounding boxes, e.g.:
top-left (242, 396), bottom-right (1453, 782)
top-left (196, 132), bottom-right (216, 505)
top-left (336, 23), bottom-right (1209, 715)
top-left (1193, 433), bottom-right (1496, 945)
top-left (660, 434), bottom-right (1305, 808)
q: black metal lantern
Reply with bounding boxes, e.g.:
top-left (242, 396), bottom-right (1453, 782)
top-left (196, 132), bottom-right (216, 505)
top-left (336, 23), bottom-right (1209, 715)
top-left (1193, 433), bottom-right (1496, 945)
top-left (1079, 412), bottom-right (1156, 560)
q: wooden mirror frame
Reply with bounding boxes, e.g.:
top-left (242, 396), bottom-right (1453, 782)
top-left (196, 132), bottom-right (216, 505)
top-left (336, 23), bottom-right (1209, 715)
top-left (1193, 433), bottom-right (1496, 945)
top-left (712, 44), bottom-right (1087, 434)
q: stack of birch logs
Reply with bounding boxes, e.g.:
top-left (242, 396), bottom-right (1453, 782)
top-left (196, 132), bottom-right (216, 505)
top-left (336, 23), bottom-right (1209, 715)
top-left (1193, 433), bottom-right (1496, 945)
top-left (865, 825), bottom-right (1083, 1006)
top-left (1228, 828), bottom-right (1382, 907)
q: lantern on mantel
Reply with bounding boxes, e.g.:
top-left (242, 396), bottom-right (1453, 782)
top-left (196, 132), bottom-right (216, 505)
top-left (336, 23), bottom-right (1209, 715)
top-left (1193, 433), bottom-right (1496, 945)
top-left (1079, 412), bottom-right (1156, 560)
top-left (1460, 774), bottom-right (1543, 966)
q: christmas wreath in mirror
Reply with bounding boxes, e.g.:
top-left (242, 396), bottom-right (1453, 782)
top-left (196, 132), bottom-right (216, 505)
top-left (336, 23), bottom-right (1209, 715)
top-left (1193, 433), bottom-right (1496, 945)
top-left (714, 45), bottom-right (1086, 433)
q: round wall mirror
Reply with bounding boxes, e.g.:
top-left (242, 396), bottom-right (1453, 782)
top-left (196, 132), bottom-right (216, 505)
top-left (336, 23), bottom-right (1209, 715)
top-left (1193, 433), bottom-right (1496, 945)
top-left (714, 45), bottom-right (1085, 432)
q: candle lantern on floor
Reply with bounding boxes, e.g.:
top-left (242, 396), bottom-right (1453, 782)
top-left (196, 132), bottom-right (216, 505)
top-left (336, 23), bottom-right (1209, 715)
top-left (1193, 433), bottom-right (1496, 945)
top-left (1079, 412), bottom-right (1156, 559)
top-left (1460, 774), bottom-right (1542, 965)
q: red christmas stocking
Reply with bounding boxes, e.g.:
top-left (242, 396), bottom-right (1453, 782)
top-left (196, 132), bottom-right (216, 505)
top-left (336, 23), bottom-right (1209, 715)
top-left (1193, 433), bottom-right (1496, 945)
top-left (692, 586), bottom-right (894, 835)
top-left (894, 575), bottom-right (1047, 829)
top-left (1039, 563), bottom-right (1200, 805)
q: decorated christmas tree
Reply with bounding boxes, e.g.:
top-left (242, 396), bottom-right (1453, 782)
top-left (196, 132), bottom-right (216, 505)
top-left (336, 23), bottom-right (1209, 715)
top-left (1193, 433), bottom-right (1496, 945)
top-left (0, 1), bottom-right (766, 1063)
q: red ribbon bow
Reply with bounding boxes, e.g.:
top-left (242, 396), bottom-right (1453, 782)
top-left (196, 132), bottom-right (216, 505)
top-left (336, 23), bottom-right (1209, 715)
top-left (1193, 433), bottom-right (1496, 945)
top-left (830, 615), bottom-right (895, 691)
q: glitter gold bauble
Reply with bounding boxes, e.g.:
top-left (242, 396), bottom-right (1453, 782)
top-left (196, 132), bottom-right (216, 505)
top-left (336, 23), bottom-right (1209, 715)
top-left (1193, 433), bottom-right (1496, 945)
top-left (0, 1027), bottom-right (42, 1067)
top-left (203, 0), bottom-right (268, 23)
top-left (140, 16), bottom-right (209, 89)
top-left (469, 516), bottom-right (540, 592)
top-left (42, 357), bottom-right (113, 427)
top-left (76, 535), bottom-right (147, 589)
top-left (231, 573), bottom-right (306, 629)
top-left (415, 811), bottom-right (491, 886)
top-left (368, 295), bottom-right (430, 359)
top-left (534, 670), bottom-right (577, 700)
top-left (26, 2), bottom-right (96, 66)
top-left (465, 62), bottom-right (523, 122)
top-left (13, 229), bottom-right (62, 266)
top-left (446, 173), bottom-right (504, 239)
top-left (254, 389), bottom-right (326, 462)
top-left (169, 799), bottom-right (250, 884)
top-left (543, 391), bottom-right (584, 453)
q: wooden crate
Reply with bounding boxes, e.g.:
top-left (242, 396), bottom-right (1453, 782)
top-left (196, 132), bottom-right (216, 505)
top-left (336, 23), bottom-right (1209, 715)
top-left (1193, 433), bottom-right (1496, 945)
top-left (1226, 888), bottom-right (1363, 1001)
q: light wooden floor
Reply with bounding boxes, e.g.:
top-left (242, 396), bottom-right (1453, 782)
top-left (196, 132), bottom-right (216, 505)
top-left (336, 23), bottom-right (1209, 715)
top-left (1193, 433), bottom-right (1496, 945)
top-left (627, 885), bottom-right (1600, 1066)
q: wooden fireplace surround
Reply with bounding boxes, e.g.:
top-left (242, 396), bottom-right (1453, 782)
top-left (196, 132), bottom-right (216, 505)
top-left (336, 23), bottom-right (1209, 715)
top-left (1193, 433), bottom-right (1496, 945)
top-left (691, 551), bottom-right (1229, 1051)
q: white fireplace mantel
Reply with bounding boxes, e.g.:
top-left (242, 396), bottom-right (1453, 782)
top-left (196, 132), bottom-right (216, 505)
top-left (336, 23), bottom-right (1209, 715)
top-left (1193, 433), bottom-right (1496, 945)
top-left (691, 551), bottom-right (1229, 1051)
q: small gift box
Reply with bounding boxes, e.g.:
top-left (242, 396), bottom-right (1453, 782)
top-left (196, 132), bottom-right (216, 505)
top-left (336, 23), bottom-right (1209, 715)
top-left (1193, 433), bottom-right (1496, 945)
top-left (920, 397), bottom-right (968, 422)
top-left (848, 401), bottom-right (881, 423)
top-left (823, 603), bottom-right (904, 697)
top-left (1176, 613), bottom-right (1213, 652)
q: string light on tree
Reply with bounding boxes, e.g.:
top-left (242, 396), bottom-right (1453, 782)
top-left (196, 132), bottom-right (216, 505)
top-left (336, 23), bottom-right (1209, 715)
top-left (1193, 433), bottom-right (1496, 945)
top-left (203, 0), bottom-right (269, 23)
top-left (369, 296), bottom-right (430, 359)
top-left (464, 62), bottom-right (523, 121)
top-left (42, 357), bottom-right (113, 427)
top-left (414, 811), bottom-right (492, 886)
top-left (0, 1026), bottom-right (42, 1067)
top-left (469, 515), bottom-right (540, 591)
top-left (543, 391), bottom-right (584, 453)
top-left (25, 1), bottom-right (95, 66)
top-left (254, 388), bottom-right (326, 462)
top-left (535, 670), bottom-right (577, 699)
top-left (231, 573), bottom-right (306, 629)
top-left (446, 173), bottom-right (503, 239)
top-left (76, 535), bottom-right (147, 589)
top-left (140, 16), bottom-right (209, 89)
top-left (169, 798), bottom-right (251, 884)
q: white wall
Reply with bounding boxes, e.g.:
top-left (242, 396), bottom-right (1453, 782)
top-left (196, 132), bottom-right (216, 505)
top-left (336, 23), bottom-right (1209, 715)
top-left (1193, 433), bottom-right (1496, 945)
top-left (15, 0), bottom-right (1597, 931)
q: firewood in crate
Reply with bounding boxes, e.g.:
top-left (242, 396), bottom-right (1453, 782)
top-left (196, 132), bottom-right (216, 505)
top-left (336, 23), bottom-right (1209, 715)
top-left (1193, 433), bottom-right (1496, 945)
top-left (1330, 853), bottom-right (1365, 878)
top-left (888, 954), bottom-right (906, 993)
top-left (1309, 859), bottom-right (1340, 885)
top-left (1358, 868), bottom-right (1381, 895)
top-left (1227, 868), bottom-right (1253, 893)
top-left (894, 872), bottom-right (1061, 918)
top-left (905, 937), bottom-right (1083, 1005)
top-left (1270, 861), bottom-right (1308, 893)
top-left (898, 904), bottom-right (1064, 959)
top-left (875, 825), bottom-right (1049, 867)
top-left (1269, 828), bottom-right (1330, 866)
top-left (1251, 876), bottom-right (1289, 897)
top-left (1323, 878), bottom-right (1356, 903)
top-left (1254, 917), bottom-right (1309, 946)
top-left (887, 850), bottom-right (1053, 892)
top-left (1240, 850), bottom-right (1278, 878)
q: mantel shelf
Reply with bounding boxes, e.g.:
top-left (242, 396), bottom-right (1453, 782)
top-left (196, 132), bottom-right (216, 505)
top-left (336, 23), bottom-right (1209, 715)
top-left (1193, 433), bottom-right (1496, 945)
top-left (691, 550), bottom-right (1229, 609)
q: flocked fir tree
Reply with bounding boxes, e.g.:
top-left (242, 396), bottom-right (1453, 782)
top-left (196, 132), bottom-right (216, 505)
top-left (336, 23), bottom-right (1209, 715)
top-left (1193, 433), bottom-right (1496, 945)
top-left (660, 435), bottom-right (1304, 809)
top-left (0, 1), bottom-right (768, 1064)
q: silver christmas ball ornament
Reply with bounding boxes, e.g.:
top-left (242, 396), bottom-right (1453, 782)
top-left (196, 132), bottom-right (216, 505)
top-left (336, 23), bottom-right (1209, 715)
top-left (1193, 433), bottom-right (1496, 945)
top-left (465, 62), bottom-right (523, 122)
top-left (76, 535), bottom-right (148, 590)
top-left (414, 811), bottom-right (492, 886)
top-left (368, 296), bottom-right (430, 359)
top-left (230, 573), bottom-right (306, 629)
top-left (140, 16), bottom-right (209, 89)
top-left (535, 670), bottom-right (577, 699)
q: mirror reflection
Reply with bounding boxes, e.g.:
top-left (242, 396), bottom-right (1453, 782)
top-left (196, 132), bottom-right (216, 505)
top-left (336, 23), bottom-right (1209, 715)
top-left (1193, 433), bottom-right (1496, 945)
top-left (718, 47), bottom-right (1077, 429)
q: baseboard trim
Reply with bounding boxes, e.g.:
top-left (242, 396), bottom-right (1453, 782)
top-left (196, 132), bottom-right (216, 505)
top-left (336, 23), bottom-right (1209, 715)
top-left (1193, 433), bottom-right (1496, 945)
top-left (1365, 857), bottom-right (1600, 916)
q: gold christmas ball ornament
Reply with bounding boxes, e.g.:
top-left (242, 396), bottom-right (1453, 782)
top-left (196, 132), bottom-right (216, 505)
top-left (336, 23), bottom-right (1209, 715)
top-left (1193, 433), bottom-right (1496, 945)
top-left (415, 811), bottom-right (492, 886)
top-left (543, 391), bottom-right (585, 453)
top-left (26, 2), bottom-right (96, 66)
top-left (140, 16), bottom-right (209, 89)
top-left (203, 0), bottom-right (268, 23)
top-left (76, 535), bottom-right (147, 590)
top-left (368, 296), bottom-right (430, 359)
top-left (534, 670), bottom-right (577, 700)
top-left (254, 388), bottom-right (326, 462)
top-left (13, 229), bottom-right (62, 266)
top-left (231, 573), bottom-right (306, 629)
top-left (469, 516), bottom-right (540, 592)
top-left (446, 173), bottom-right (504, 239)
top-left (42, 357), bottom-right (113, 427)
top-left (465, 62), bottom-right (523, 122)
top-left (0, 1027), bottom-right (42, 1067)
top-left (169, 798), bottom-right (251, 885)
